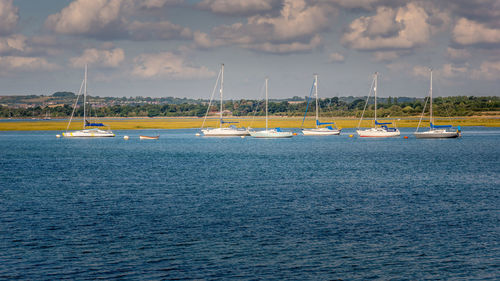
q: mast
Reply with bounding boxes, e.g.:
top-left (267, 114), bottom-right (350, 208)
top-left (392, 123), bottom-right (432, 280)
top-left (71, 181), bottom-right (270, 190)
top-left (315, 74), bottom-right (319, 128)
top-left (83, 64), bottom-right (87, 128)
top-left (220, 63), bottom-right (224, 128)
top-left (265, 77), bottom-right (268, 130)
top-left (374, 72), bottom-right (378, 123)
top-left (429, 68), bottom-right (433, 125)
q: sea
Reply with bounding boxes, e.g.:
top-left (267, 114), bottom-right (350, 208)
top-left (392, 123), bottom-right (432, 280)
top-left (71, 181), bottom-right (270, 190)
top-left (0, 127), bottom-right (498, 280)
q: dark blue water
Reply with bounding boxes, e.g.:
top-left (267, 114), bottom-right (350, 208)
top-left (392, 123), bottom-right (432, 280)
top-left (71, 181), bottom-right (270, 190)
top-left (1, 128), bottom-right (499, 280)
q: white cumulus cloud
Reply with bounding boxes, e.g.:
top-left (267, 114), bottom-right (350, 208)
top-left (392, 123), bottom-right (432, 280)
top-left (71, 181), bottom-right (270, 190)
top-left (0, 56), bottom-right (58, 73)
top-left (328, 52), bottom-right (345, 63)
top-left (452, 18), bottom-right (500, 46)
top-left (341, 3), bottom-right (430, 51)
top-left (0, 34), bottom-right (27, 55)
top-left (0, 0), bottom-right (18, 36)
top-left (472, 60), bottom-right (500, 80)
top-left (45, 0), bottom-right (191, 41)
top-left (196, 0), bottom-right (333, 54)
top-left (132, 52), bottom-right (215, 79)
top-left (70, 48), bottom-right (125, 68)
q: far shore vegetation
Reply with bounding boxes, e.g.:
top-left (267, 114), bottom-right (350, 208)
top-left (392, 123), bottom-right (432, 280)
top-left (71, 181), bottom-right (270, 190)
top-left (1, 92), bottom-right (499, 130)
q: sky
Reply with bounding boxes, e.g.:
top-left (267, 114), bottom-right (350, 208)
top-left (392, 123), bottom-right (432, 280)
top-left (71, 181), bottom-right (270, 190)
top-left (0, 0), bottom-right (499, 99)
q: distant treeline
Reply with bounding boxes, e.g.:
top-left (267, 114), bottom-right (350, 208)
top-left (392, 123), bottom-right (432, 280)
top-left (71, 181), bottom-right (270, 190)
top-left (1, 96), bottom-right (498, 118)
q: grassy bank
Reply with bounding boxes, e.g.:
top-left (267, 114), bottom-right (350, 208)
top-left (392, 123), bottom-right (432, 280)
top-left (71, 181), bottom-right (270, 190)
top-left (1, 116), bottom-right (499, 131)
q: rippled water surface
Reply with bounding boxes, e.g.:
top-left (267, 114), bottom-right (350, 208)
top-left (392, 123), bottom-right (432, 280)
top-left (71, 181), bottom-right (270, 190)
top-left (1, 128), bottom-right (499, 279)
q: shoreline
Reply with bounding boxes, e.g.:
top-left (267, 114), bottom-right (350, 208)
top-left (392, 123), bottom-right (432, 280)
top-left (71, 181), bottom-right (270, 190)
top-left (0, 116), bottom-right (499, 131)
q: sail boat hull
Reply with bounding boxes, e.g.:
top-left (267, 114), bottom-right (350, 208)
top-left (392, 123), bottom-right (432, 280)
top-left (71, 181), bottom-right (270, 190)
top-left (202, 127), bottom-right (250, 136)
top-left (249, 129), bottom-right (293, 138)
top-left (414, 130), bottom-right (459, 138)
top-left (357, 128), bottom-right (400, 137)
top-left (63, 129), bottom-right (115, 137)
top-left (302, 128), bottom-right (340, 135)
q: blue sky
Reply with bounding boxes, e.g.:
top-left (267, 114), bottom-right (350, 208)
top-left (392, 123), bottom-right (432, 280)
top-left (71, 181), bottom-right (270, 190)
top-left (0, 0), bottom-right (499, 99)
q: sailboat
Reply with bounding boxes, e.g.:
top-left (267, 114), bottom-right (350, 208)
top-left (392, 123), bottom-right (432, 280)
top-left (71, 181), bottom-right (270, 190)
top-left (62, 64), bottom-right (115, 138)
top-left (356, 72), bottom-right (400, 137)
top-left (414, 69), bottom-right (460, 138)
top-left (302, 74), bottom-right (341, 136)
top-left (42, 111), bottom-right (51, 120)
top-left (201, 64), bottom-right (250, 137)
top-left (140, 135), bottom-right (159, 140)
top-left (249, 78), bottom-right (293, 138)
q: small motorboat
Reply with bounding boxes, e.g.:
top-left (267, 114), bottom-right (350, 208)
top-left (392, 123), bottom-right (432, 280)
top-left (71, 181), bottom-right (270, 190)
top-left (139, 135), bottom-right (159, 140)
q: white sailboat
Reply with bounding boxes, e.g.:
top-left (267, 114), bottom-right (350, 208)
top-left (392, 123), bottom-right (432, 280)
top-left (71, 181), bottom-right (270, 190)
top-left (302, 74), bottom-right (341, 136)
top-left (414, 69), bottom-right (460, 139)
top-left (356, 72), bottom-right (400, 137)
top-left (249, 78), bottom-right (293, 138)
top-left (62, 65), bottom-right (115, 138)
top-left (201, 64), bottom-right (250, 137)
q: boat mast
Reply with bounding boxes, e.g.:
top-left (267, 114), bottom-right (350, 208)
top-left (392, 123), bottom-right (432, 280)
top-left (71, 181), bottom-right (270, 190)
top-left (220, 63), bottom-right (224, 128)
top-left (315, 74), bottom-right (319, 128)
top-left (83, 64), bottom-right (87, 128)
top-left (429, 68), bottom-right (433, 126)
top-left (265, 77), bottom-right (268, 130)
top-left (374, 72), bottom-right (378, 123)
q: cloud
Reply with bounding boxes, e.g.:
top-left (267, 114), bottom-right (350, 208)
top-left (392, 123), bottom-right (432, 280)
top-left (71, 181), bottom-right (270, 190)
top-left (0, 34), bottom-right (27, 55)
top-left (452, 18), bottom-right (500, 46)
top-left (131, 52), bottom-right (215, 79)
top-left (45, 0), bottom-right (191, 41)
top-left (446, 47), bottom-right (471, 62)
top-left (341, 3), bottom-right (431, 51)
top-left (442, 0), bottom-right (500, 25)
top-left (197, 0), bottom-right (276, 16)
top-left (412, 65), bottom-right (430, 78)
top-left (328, 52), bottom-right (345, 63)
top-left (70, 48), bottom-right (125, 68)
top-left (440, 63), bottom-right (468, 78)
top-left (325, 0), bottom-right (380, 11)
top-left (0, 56), bottom-right (58, 73)
top-left (247, 35), bottom-right (322, 54)
top-left (45, 0), bottom-right (127, 37)
top-left (412, 64), bottom-right (468, 79)
top-left (195, 0), bottom-right (333, 54)
top-left (372, 51), bottom-right (401, 62)
top-left (0, 0), bottom-right (18, 36)
top-left (127, 20), bottom-right (192, 40)
top-left (140, 0), bottom-right (182, 9)
top-left (472, 60), bottom-right (500, 80)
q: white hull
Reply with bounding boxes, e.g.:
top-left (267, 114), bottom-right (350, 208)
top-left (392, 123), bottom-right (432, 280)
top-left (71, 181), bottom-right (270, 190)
top-left (357, 128), bottom-right (400, 137)
top-left (414, 129), bottom-right (459, 138)
top-left (250, 129), bottom-right (293, 138)
top-left (202, 127), bottom-right (250, 137)
top-left (140, 135), bottom-right (159, 140)
top-left (63, 129), bottom-right (115, 138)
top-left (302, 128), bottom-right (341, 135)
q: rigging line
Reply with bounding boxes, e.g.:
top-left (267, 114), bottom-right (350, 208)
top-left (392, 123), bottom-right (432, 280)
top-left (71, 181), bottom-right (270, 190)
top-left (66, 79), bottom-right (85, 132)
top-left (201, 68), bottom-right (222, 130)
top-left (357, 76), bottom-right (375, 129)
top-left (249, 80), bottom-right (266, 128)
top-left (300, 80), bottom-right (315, 129)
top-left (416, 96), bottom-right (429, 132)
